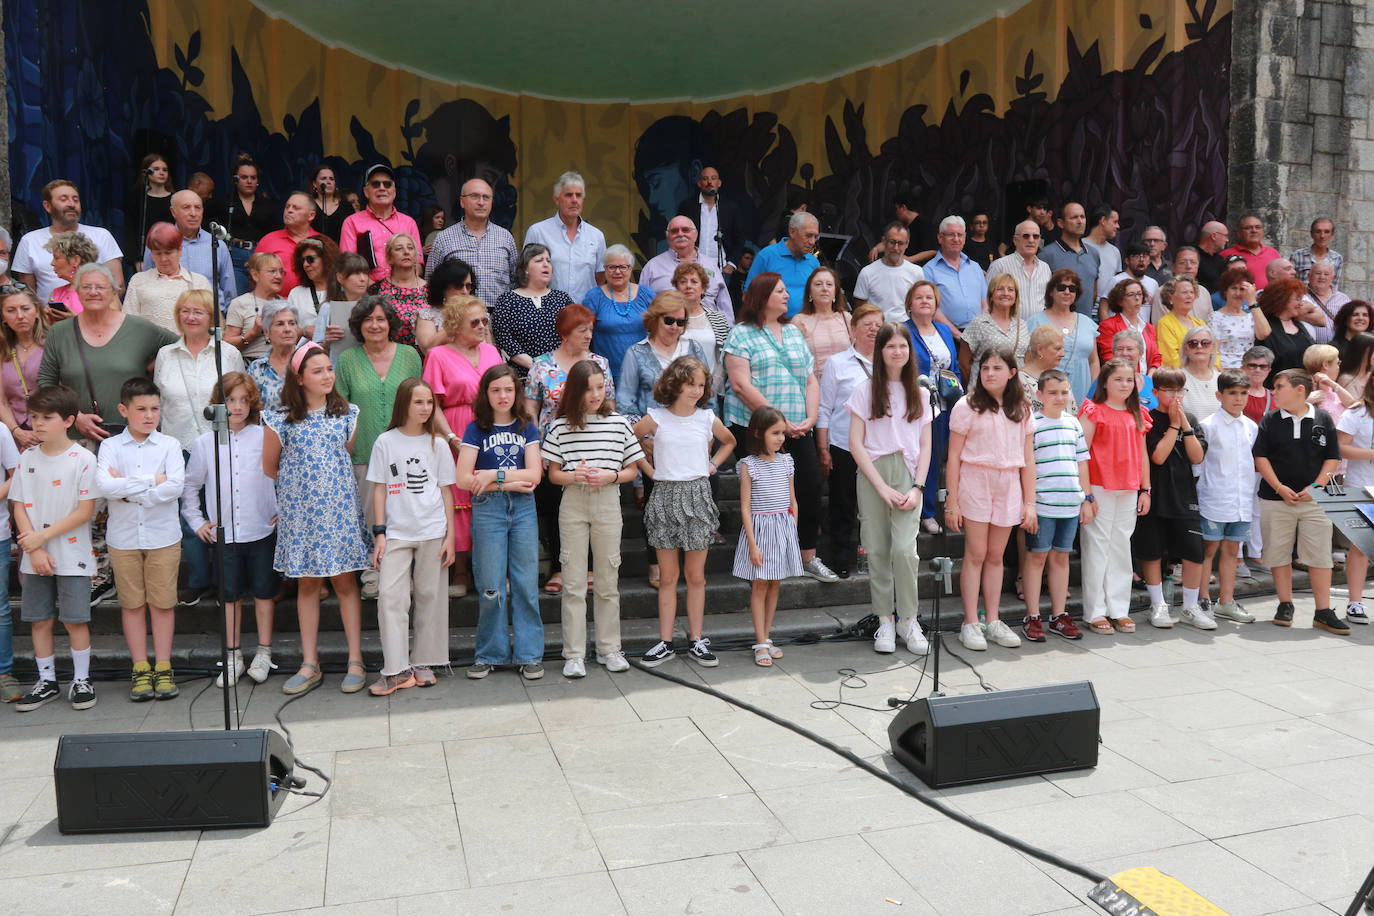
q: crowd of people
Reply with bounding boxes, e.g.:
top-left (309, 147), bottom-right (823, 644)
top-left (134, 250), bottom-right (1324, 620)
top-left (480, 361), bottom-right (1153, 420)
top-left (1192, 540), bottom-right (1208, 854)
top-left (0, 155), bottom-right (1365, 713)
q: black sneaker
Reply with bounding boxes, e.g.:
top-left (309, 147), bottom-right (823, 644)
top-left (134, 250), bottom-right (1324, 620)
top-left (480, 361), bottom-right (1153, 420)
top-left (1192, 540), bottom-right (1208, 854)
top-left (640, 640), bottom-right (674, 668)
top-left (89, 581), bottom-right (116, 608)
top-left (1273, 602), bottom-right (1295, 627)
top-left (687, 637), bottom-right (719, 667)
top-left (178, 586), bottom-right (206, 607)
top-left (15, 679), bottom-right (59, 712)
top-left (69, 679), bottom-right (97, 710)
top-left (1313, 607), bottom-right (1352, 635)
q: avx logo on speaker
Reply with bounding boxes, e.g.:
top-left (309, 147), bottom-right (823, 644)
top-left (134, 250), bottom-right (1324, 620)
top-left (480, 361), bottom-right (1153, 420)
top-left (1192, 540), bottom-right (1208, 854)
top-left (964, 717), bottom-right (1074, 777)
top-left (94, 767), bottom-right (231, 823)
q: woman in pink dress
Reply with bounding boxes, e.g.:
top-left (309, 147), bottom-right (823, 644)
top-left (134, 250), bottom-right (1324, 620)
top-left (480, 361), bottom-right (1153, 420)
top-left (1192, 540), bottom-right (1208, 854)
top-left (424, 294), bottom-right (503, 597)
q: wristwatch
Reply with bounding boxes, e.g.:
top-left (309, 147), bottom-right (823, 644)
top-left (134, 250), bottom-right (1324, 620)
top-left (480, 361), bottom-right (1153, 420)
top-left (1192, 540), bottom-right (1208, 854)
top-left (1083, 494), bottom-right (1095, 503)
top-left (372, 524), bottom-right (387, 536)
top-left (496, 468), bottom-right (507, 488)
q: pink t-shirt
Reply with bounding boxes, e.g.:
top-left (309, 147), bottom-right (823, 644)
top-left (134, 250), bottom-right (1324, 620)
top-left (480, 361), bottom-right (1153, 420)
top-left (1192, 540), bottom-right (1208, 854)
top-left (49, 285), bottom-right (83, 314)
top-left (948, 397), bottom-right (1032, 469)
top-left (846, 382), bottom-right (934, 479)
top-left (1080, 399), bottom-right (1153, 490)
top-left (340, 209), bottom-right (423, 282)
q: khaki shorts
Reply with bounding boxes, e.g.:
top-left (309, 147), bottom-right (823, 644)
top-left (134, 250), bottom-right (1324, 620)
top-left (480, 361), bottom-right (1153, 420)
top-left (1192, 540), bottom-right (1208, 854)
top-left (109, 544), bottom-right (182, 609)
top-left (1259, 498), bottom-right (1332, 570)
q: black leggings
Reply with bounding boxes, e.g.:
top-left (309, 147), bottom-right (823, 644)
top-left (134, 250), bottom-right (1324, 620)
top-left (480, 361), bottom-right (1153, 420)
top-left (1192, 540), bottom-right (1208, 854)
top-left (731, 424), bottom-right (822, 552)
top-left (535, 477), bottom-right (562, 574)
top-left (828, 446), bottom-right (859, 566)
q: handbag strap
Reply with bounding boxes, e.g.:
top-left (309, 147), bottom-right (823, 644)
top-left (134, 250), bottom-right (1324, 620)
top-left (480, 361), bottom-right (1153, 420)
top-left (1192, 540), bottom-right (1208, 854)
top-left (71, 322), bottom-right (102, 417)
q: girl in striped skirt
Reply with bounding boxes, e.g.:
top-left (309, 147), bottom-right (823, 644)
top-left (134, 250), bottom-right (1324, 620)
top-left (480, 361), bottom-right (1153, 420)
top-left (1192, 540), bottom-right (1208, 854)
top-left (734, 406), bottom-right (804, 666)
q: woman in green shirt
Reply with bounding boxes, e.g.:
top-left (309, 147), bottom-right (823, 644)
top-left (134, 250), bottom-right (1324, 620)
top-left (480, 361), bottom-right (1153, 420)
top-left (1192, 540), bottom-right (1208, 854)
top-left (335, 296), bottom-right (422, 599)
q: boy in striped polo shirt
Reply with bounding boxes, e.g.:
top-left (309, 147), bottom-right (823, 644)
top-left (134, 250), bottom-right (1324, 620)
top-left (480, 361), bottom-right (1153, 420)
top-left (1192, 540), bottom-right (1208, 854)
top-left (1021, 369), bottom-right (1090, 641)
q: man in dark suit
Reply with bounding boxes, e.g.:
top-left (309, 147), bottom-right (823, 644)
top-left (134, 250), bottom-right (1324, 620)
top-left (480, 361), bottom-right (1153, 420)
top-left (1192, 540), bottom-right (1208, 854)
top-left (676, 166), bottom-right (748, 278)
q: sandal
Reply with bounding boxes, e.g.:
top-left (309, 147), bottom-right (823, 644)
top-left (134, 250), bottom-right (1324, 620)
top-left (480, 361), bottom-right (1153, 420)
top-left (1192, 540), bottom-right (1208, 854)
top-left (1112, 617), bottom-right (1137, 633)
top-left (544, 572), bottom-right (563, 594)
top-left (1015, 576), bottom-right (1025, 602)
top-left (752, 644), bottom-right (773, 667)
top-left (648, 565), bottom-right (660, 589)
top-left (340, 659), bottom-right (368, 693)
top-left (765, 639), bottom-right (783, 659)
top-left (1088, 618), bottom-right (1114, 635)
top-left (282, 662), bottom-right (323, 695)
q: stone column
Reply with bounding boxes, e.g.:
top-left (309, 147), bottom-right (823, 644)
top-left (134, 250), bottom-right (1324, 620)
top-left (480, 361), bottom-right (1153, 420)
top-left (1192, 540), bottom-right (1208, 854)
top-left (1229, 0), bottom-right (1373, 298)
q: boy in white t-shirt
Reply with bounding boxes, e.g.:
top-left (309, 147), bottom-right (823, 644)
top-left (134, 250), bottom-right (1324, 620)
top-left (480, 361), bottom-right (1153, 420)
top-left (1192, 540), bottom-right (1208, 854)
top-left (11, 386), bottom-right (99, 712)
top-left (0, 424), bottom-right (21, 702)
top-left (1336, 389), bottom-right (1374, 625)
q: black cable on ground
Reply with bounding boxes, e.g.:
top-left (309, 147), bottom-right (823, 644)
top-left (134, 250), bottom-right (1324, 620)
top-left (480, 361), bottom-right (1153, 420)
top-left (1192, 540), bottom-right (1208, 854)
top-left (630, 657), bottom-right (1108, 886)
top-left (271, 685), bottom-right (332, 809)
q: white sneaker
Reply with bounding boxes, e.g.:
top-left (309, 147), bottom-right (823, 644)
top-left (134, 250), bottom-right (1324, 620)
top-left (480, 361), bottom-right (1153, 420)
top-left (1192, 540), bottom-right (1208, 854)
top-left (986, 619), bottom-right (1021, 648)
top-left (1179, 604), bottom-right (1218, 630)
top-left (596, 652), bottom-right (630, 672)
top-left (246, 647), bottom-right (275, 683)
top-left (959, 622), bottom-right (988, 651)
top-left (562, 658), bottom-right (586, 679)
top-left (1235, 563), bottom-right (1254, 579)
top-left (216, 649), bottom-right (245, 688)
top-left (1149, 603), bottom-right (1175, 628)
top-left (898, 617), bottom-right (929, 655)
top-left (873, 622), bottom-right (896, 653)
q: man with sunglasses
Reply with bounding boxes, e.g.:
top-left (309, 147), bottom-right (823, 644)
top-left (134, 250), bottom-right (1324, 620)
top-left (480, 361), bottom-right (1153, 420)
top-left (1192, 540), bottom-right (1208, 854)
top-left (638, 216), bottom-right (730, 318)
top-left (987, 219), bottom-right (1051, 319)
top-left (340, 164), bottom-right (423, 283)
top-left (425, 178), bottom-right (518, 307)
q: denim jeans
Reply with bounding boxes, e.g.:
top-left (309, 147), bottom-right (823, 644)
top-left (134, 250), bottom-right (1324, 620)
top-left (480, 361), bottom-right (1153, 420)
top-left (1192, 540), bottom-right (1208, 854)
top-left (0, 539), bottom-right (11, 675)
top-left (471, 490), bottom-right (543, 665)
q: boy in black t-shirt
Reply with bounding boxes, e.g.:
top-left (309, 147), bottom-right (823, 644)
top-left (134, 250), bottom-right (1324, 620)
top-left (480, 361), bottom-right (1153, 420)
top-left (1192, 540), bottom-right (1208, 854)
top-left (1251, 369), bottom-right (1346, 633)
top-left (1133, 369), bottom-right (1213, 630)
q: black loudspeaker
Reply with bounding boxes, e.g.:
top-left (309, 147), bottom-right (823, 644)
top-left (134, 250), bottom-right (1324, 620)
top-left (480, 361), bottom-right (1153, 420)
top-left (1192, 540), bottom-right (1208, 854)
top-left (888, 681), bottom-right (1100, 788)
top-left (54, 729), bottom-right (294, 834)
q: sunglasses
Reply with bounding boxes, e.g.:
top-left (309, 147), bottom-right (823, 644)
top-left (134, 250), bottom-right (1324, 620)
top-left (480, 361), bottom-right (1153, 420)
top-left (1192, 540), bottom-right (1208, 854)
top-left (1186, 339), bottom-right (1214, 348)
top-left (1245, 363), bottom-right (1270, 370)
top-left (1016, 233), bottom-right (1041, 240)
top-left (662, 316), bottom-right (688, 327)
top-left (368, 180), bottom-right (394, 189)
top-left (469, 316), bottom-right (490, 327)
top-left (301, 255), bottom-right (319, 264)
top-left (1054, 284), bottom-right (1079, 293)
top-left (0, 282), bottom-right (29, 294)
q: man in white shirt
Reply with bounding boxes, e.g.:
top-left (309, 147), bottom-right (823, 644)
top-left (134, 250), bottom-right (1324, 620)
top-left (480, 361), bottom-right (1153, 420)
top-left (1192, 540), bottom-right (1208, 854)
top-left (638, 216), bottom-right (731, 318)
top-left (987, 220), bottom-right (1051, 319)
top-left (853, 222), bottom-right (924, 322)
top-left (14, 180), bottom-right (124, 301)
top-left (523, 171), bottom-right (606, 300)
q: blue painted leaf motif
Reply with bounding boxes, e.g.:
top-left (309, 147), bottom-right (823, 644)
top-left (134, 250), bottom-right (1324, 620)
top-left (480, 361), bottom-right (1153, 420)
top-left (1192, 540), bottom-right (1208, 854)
top-left (187, 29), bottom-right (201, 62)
top-left (185, 66), bottom-right (203, 87)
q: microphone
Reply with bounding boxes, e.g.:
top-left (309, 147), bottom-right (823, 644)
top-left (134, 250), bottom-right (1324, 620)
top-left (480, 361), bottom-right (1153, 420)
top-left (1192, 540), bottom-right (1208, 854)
top-left (144, 167), bottom-right (156, 176)
top-left (917, 374), bottom-right (941, 404)
top-left (207, 222), bottom-right (231, 242)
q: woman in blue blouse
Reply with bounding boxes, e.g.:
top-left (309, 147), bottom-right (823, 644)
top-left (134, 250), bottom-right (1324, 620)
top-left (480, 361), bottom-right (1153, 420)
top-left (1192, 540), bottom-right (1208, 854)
top-left (585, 245), bottom-right (655, 375)
top-left (903, 280), bottom-right (962, 531)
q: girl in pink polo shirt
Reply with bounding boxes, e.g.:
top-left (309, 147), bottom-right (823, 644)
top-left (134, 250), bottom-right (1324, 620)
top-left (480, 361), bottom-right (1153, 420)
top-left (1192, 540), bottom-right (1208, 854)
top-left (1078, 356), bottom-right (1152, 633)
top-left (946, 345), bottom-right (1036, 651)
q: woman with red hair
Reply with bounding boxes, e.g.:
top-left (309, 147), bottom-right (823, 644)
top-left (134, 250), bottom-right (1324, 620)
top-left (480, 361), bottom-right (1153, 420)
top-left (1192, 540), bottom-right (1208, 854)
top-left (123, 222), bottom-right (212, 333)
top-left (526, 303), bottom-right (616, 593)
top-left (1257, 278), bottom-right (1318, 375)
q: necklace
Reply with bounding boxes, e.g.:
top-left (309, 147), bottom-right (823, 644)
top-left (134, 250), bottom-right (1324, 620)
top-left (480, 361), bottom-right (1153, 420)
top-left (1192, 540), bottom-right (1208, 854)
top-left (610, 285), bottom-right (634, 318)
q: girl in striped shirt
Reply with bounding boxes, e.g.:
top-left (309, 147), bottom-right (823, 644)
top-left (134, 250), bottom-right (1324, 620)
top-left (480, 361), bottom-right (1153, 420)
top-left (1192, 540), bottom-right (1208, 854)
top-left (543, 360), bottom-right (643, 678)
top-left (734, 406), bottom-right (804, 666)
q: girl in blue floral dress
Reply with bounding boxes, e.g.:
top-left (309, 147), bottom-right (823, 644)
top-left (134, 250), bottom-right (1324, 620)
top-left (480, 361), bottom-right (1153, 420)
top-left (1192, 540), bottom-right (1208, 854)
top-left (263, 342), bottom-right (372, 695)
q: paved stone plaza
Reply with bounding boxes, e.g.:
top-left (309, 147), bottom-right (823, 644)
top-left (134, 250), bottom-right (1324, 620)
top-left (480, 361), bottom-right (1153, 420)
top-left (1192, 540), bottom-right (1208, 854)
top-left (2, 597), bottom-right (1373, 915)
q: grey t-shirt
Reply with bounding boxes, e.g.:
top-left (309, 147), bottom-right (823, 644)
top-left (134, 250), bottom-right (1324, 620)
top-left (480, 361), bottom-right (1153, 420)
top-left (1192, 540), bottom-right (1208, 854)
top-left (37, 314), bottom-right (179, 424)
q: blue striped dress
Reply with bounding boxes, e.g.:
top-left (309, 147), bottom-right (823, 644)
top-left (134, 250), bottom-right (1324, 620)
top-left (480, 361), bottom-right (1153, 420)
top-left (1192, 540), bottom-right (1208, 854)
top-left (733, 453), bottom-right (805, 581)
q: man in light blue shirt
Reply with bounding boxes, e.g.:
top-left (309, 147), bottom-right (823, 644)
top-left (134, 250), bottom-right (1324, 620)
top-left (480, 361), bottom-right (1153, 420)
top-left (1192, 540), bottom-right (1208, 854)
top-left (142, 190), bottom-right (236, 309)
top-left (924, 216), bottom-right (986, 333)
top-left (744, 211), bottom-right (820, 317)
top-left (523, 171), bottom-right (605, 300)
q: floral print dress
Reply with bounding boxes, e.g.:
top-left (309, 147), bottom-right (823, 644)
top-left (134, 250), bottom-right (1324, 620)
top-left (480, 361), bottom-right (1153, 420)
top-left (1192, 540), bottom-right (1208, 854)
top-left (265, 404), bottom-right (371, 577)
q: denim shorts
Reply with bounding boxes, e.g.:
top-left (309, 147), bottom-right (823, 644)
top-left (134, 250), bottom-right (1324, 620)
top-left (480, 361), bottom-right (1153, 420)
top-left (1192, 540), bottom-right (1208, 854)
top-left (1199, 517), bottom-right (1251, 542)
top-left (1025, 514), bottom-right (1079, 553)
top-left (222, 533), bottom-right (279, 602)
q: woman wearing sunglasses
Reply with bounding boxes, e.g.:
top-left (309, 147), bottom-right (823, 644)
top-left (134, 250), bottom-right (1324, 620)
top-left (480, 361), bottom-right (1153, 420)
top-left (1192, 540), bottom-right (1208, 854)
top-left (1027, 268), bottom-right (1099, 403)
top-left (287, 235), bottom-right (341, 340)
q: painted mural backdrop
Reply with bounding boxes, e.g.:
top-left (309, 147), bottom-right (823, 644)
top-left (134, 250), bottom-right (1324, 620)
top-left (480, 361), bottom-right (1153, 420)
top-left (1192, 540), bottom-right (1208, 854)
top-left (6, 0), bottom-right (1230, 278)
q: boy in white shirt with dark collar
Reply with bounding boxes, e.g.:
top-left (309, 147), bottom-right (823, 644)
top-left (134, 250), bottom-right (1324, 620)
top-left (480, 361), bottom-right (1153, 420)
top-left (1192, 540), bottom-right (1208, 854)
top-left (96, 377), bottom-right (186, 701)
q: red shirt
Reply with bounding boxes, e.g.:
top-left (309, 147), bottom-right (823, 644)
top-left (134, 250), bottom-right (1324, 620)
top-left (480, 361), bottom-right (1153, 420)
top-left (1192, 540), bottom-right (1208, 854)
top-left (254, 230), bottom-right (319, 295)
top-left (1220, 245), bottom-right (1281, 289)
top-left (1244, 389), bottom-right (1272, 425)
top-left (1081, 399), bottom-right (1153, 490)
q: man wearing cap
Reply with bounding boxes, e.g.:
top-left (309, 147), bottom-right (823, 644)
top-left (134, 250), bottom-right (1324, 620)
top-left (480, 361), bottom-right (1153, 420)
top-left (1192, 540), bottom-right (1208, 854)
top-left (340, 164), bottom-right (423, 283)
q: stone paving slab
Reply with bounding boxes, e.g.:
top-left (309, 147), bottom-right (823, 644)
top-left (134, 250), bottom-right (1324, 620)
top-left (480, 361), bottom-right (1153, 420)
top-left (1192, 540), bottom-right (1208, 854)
top-left (1, 595), bottom-right (1372, 914)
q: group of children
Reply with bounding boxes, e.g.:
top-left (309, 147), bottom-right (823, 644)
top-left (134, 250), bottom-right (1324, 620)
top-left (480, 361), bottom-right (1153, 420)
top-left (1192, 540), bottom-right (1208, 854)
top-left (6, 318), bottom-right (1365, 711)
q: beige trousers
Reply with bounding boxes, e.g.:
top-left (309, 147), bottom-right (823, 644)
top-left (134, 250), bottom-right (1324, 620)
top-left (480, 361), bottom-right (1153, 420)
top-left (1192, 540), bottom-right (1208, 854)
top-left (377, 536), bottom-right (449, 674)
top-left (559, 484), bottom-right (623, 659)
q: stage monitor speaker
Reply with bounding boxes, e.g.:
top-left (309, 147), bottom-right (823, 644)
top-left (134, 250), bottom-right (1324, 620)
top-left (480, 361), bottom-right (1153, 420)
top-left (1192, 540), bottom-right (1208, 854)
top-left (54, 729), bottom-right (294, 834)
top-left (888, 681), bottom-right (1099, 788)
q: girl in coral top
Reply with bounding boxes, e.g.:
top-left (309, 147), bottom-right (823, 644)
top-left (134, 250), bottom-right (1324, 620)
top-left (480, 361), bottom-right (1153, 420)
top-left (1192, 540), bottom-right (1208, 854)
top-left (1078, 357), bottom-right (1152, 634)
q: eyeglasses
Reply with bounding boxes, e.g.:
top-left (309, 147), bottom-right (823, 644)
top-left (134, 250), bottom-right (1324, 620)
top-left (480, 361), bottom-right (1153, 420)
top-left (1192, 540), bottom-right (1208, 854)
top-left (1186, 339), bottom-right (1214, 348)
top-left (668, 228), bottom-right (694, 236)
top-left (1154, 387), bottom-right (1183, 394)
top-left (1054, 284), bottom-right (1079, 293)
top-left (605, 264), bottom-right (632, 271)
top-left (368, 180), bottom-right (394, 189)
top-left (662, 316), bottom-right (688, 327)
top-left (78, 284), bottom-right (111, 294)
top-left (462, 193), bottom-right (493, 202)
top-left (1244, 363), bottom-right (1270, 370)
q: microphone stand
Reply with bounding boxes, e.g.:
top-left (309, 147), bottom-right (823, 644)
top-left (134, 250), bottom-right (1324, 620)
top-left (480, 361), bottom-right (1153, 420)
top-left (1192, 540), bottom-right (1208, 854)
top-left (920, 377), bottom-right (953, 697)
top-left (138, 170), bottom-right (150, 274)
top-left (208, 229), bottom-right (233, 732)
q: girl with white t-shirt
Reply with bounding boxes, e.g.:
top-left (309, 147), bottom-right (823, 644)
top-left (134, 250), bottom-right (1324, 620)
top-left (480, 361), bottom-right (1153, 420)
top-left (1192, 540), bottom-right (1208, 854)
top-left (1337, 384), bottom-right (1374, 625)
top-left (848, 322), bottom-right (933, 656)
top-left (366, 378), bottom-right (457, 695)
